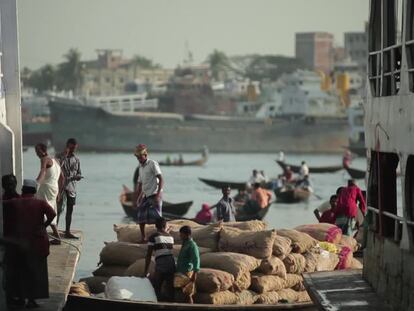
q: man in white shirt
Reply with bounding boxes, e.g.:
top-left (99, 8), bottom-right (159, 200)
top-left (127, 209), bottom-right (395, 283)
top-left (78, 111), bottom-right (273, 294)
top-left (299, 161), bottom-right (309, 179)
top-left (134, 144), bottom-right (164, 243)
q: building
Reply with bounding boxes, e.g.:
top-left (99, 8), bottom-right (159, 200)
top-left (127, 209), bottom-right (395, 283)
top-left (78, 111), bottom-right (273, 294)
top-left (344, 23), bottom-right (368, 72)
top-left (364, 1), bottom-right (414, 309)
top-left (295, 32), bottom-right (334, 74)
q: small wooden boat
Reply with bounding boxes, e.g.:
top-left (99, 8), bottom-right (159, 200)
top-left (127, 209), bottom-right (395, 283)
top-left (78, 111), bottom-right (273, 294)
top-left (344, 166), bottom-right (366, 179)
top-left (198, 177), bottom-right (246, 190)
top-left (64, 294), bottom-right (314, 311)
top-left (159, 155), bottom-right (208, 167)
top-left (120, 187), bottom-right (192, 218)
top-left (274, 187), bottom-right (311, 203)
top-left (275, 160), bottom-right (343, 174)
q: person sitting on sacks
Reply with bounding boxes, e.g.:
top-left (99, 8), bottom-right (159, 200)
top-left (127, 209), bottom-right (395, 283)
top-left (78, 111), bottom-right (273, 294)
top-left (174, 226), bottom-right (200, 304)
top-left (194, 203), bottom-right (212, 225)
top-left (143, 217), bottom-right (175, 302)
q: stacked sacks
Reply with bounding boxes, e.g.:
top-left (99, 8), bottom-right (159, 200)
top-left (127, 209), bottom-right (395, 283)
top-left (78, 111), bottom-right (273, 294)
top-left (276, 229), bottom-right (318, 253)
top-left (295, 224), bottom-right (342, 244)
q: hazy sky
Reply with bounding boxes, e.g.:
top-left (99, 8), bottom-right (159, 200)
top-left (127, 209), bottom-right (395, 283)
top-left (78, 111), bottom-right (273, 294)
top-left (17, 0), bottom-right (369, 70)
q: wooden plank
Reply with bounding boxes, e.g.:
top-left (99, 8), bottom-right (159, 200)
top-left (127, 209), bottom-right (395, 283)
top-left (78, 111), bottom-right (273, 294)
top-left (303, 269), bottom-right (392, 311)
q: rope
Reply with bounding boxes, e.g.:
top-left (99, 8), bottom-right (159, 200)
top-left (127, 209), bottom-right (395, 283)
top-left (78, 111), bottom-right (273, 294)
top-left (47, 234), bottom-right (82, 255)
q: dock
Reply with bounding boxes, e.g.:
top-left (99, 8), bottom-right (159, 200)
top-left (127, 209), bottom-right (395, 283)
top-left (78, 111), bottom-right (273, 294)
top-left (303, 269), bottom-right (392, 311)
top-left (12, 230), bottom-right (83, 311)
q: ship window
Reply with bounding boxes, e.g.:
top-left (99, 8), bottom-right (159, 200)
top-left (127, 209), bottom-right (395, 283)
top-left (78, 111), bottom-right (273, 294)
top-left (368, 151), bottom-right (401, 241)
top-left (405, 155), bottom-right (414, 245)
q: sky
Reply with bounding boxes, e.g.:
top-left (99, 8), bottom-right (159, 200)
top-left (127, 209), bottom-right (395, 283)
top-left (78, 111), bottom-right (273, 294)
top-left (17, 0), bottom-right (369, 70)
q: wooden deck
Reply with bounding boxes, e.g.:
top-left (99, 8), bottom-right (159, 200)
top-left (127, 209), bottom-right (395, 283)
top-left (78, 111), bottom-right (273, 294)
top-left (12, 230), bottom-right (83, 311)
top-left (303, 269), bottom-right (392, 311)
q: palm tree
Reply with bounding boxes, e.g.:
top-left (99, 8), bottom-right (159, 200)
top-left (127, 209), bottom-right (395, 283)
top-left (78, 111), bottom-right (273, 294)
top-left (27, 64), bottom-right (56, 93)
top-left (207, 50), bottom-right (230, 81)
top-left (131, 55), bottom-right (161, 78)
top-left (56, 48), bottom-right (84, 94)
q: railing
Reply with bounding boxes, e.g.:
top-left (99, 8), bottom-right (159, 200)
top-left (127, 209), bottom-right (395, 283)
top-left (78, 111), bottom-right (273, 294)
top-left (368, 206), bottom-right (414, 242)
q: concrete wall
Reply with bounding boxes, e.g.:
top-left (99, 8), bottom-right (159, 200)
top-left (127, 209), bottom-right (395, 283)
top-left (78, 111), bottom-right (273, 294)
top-left (363, 231), bottom-right (414, 310)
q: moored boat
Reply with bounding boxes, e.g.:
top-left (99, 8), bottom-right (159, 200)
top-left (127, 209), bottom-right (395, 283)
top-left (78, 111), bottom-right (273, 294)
top-left (344, 166), bottom-right (365, 179)
top-left (275, 160), bottom-right (343, 174)
top-left (198, 177), bottom-right (247, 190)
top-left (274, 187), bottom-right (311, 203)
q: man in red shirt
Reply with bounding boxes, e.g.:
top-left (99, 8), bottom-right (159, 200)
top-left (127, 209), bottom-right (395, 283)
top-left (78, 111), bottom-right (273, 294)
top-left (317, 195), bottom-right (337, 224)
top-left (335, 179), bottom-right (366, 236)
top-left (3, 178), bottom-right (56, 308)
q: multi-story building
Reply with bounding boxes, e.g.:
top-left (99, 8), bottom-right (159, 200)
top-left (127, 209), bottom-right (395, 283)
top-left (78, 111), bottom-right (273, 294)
top-left (344, 23), bottom-right (369, 72)
top-left (295, 32), bottom-right (334, 74)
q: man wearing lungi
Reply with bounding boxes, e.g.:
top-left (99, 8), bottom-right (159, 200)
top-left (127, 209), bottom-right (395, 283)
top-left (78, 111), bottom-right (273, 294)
top-left (134, 144), bottom-right (164, 243)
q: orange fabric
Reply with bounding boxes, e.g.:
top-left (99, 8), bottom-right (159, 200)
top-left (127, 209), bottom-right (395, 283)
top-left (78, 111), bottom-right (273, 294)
top-left (251, 188), bottom-right (272, 208)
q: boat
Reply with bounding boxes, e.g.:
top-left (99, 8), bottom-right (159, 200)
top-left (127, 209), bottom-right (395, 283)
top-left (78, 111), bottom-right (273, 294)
top-left (235, 203), bottom-right (271, 221)
top-left (198, 177), bottom-right (247, 190)
top-left (274, 187), bottom-right (311, 203)
top-left (344, 166), bottom-right (365, 179)
top-left (120, 189), bottom-right (192, 218)
top-left (275, 160), bottom-right (343, 174)
top-left (64, 294), bottom-right (314, 311)
top-left (48, 94), bottom-right (349, 153)
top-left (159, 148), bottom-right (208, 166)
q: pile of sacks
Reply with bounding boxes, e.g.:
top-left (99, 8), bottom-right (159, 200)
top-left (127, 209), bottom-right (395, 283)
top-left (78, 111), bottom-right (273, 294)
top-left (76, 220), bottom-right (362, 305)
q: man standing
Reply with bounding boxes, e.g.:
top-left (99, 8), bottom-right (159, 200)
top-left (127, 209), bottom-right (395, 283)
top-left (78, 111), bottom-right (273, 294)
top-left (299, 161), bottom-right (309, 180)
top-left (56, 138), bottom-right (82, 239)
top-left (175, 226), bottom-right (200, 304)
top-left (215, 186), bottom-right (236, 222)
top-left (134, 144), bottom-right (163, 242)
top-left (3, 178), bottom-right (56, 308)
top-left (335, 179), bottom-right (366, 236)
top-left (144, 218), bottom-right (175, 302)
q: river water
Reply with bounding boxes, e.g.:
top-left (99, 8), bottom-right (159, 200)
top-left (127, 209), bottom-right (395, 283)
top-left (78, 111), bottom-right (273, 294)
top-left (22, 149), bottom-right (367, 279)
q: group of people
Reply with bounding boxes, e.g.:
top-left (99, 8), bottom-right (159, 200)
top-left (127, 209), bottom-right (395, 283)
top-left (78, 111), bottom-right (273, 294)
top-left (1, 138), bottom-right (82, 308)
top-left (274, 161), bottom-right (312, 192)
top-left (314, 179), bottom-right (366, 237)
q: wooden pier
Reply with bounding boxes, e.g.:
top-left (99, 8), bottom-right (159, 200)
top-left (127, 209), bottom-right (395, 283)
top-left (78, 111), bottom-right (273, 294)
top-left (303, 269), bottom-right (392, 311)
top-left (12, 230), bottom-right (83, 311)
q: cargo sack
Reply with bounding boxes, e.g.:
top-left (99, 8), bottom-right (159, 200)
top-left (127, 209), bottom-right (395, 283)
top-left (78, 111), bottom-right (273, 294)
top-left (349, 258), bottom-right (363, 269)
top-left (222, 220), bottom-right (267, 231)
top-left (219, 228), bottom-right (276, 259)
top-left (292, 282), bottom-right (306, 292)
top-left (256, 256), bottom-right (287, 279)
top-left (276, 288), bottom-right (298, 303)
top-left (283, 274), bottom-right (303, 289)
top-left (255, 291), bottom-right (280, 304)
top-left (113, 224), bottom-right (156, 243)
top-left (105, 276), bottom-right (157, 302)
top-left (174, 273), bottom-right (195, 296)
top-left (69, 282), bottom-right (91, 297)
top-left (283, 253), bottom-right (306, 274)
top-left (93, 265), bottom-right (128, 277)
top-left (272, 235), bottom-right (292, 258)
top-left (303, 249), bottom-right (338, 273)
top-left (170, 223), bottom-right (222, 250)
top-left (194, 290), bottom-right (238, 305)
top-left (196, 268), bottom-right (235, 293)
top-left (168, 219), bottom-right (202, 228)
top-left (124, 259), bottom-right (155, 277)
top-left (250, 274), bottom-right (286, 293)
top-left (99, 242), bottom-right (148, 266)
top-left (171, 245), bottom-right (212, 258)
top-left (337, 235), bottom-right (359, 252)
top-left (336, 246), bottom-right (353, 270)
top-left (235, 290), bottom-right (258, 305)
top-left (200, 252), bottom-right (260, 290)
top-left (296, 290), bottom-right (312, 303)
top-left (79, 276), bottom-right (109, 294)
top-left (277, 229), bottom-right (318, 253)
top-left (295, 223), bottom-right (342, 244)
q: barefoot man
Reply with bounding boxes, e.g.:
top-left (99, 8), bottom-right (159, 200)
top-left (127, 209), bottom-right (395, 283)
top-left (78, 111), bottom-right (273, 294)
top-left (134, 144), bottom-right (163, 242)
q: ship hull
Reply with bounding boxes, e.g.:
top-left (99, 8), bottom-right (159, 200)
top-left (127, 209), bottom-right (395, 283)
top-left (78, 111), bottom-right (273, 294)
top-left (49, 99), bottom-right (348, 153)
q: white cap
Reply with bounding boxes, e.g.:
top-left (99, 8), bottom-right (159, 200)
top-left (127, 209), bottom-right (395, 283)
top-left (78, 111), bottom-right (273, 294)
top-left (23, 179), bottom-right (37, 188)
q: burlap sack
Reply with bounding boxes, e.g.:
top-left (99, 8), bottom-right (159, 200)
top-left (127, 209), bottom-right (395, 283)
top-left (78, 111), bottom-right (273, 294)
top-left (235, 290), bottom-right (258, 305)
top-left (222, 220), bottom-right (267, 231)
top-left (171, 245), bottom-right (212, 258)
top-left (99, 242), bottom-right (147, 266)
top-left (79, 276), bottom-right (108, 294)
top-left (276, 288), bottom-right (298, 303)
top-left (283, 253), bottom-right (306, 274)
top-left (336, 246), bottom-right (353, 270)
top-left (250, 274), bottom-right (286, 293)
top-left (256, 256), bottom-right (287, 279)
top-left (92, 265), bottom-right (127, 277)
top-left (316, 250), bottom-right (340, 271)
top-left (196, 268), bottom-right (234, 293)
top-left (195, 291), bottom-right (238, 304)
top-left (219, 228), bottom-right (276, 259)
top-left (283, 274), bottom-right (303, 289)
top-left (295, 223), bottom-right (342, 244)
top-left (69, 282), bottom-right (91, 297)
top-left (337, 235), bottom-right (359, 252)
top-left (113, 224), bottom-right (156, 243)
top-left (200, 252), bottom-right (260, 290)
top-left (170, 223), bottom-right (222, 250)
top-left (292, 281), bottom-right (306, 291)
top-left (124, 258), bottom-right (155, 277)
top-left (168, 219), bottom-right (202, 228)
top-left (277, 229), bottom-right (318, 253)
top-left (272, 235), bottom-right (292, 257)
top-left (255, 291), bottom-right (280, 304)
top-left (296, 290), bottom-right (312, 303)
top-left (349, 258), bottom-right (363, 269)
top-left (303, 251), bottom-right (318, 273)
